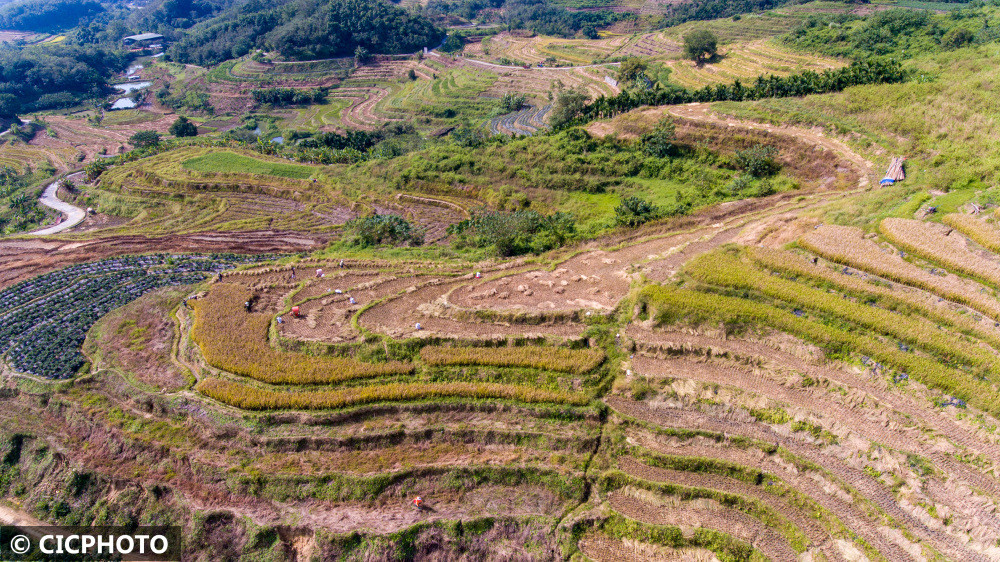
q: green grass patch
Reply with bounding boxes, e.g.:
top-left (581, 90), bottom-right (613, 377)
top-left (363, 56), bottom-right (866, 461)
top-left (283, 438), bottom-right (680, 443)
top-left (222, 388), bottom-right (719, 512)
top-left (181, 152), bottom-right (315, 179)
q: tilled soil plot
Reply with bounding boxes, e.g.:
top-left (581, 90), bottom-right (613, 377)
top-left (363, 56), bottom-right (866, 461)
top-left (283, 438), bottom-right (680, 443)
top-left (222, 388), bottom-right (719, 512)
top-left (0, 231), bottom-right (325, 289)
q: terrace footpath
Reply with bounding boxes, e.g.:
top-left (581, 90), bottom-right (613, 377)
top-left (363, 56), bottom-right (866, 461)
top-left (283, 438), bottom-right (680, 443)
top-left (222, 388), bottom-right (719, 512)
top-left (31, 178), bottom-right (86, 236)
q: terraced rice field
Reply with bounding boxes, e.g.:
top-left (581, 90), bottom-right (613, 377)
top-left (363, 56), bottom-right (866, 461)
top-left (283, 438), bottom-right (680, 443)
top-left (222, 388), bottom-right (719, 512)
top-left (487, 105), bottom-right (552, 136)
top-left (660, 40), bottom-right (845, 89)
top-left (473, 31), bottom-right (676, 65)
top-left (12, 101), bottom-right (1000, 559)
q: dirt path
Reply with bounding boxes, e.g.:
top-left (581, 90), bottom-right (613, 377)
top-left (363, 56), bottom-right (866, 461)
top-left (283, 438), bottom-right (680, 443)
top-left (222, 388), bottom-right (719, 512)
top-left (30, 178), bottom-right (87, 236)
top-left (0, 502), bottom-right (50, 527)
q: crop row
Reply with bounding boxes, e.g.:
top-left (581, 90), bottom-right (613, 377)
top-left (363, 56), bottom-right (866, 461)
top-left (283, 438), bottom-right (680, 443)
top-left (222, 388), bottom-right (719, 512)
top-left (195, 377), bottom-right (591, 410)
top-left (798, 224), bottom-right (1000, 321)
top-left (942, 213), bottom-right (1000, 254)
top-left (636, 285), bottom-right (1000, 418)
top-left (880, 217), bottom-right (1000, 288)
top-left (686, 249), bottom-right (1000, 376)
top-left (744, 246), bottom-right (1000, 353)
top-left (191, 284), bottom-right (413, 384)
top-left (419, 345), bottom-right (604, 374)
top-left (0, 254), bottom-right (274, 378)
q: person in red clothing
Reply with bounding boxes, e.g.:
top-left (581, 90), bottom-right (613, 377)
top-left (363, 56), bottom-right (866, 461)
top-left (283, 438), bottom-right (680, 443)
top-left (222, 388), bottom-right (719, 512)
top-left (412, 496), bottom-right (424, 511)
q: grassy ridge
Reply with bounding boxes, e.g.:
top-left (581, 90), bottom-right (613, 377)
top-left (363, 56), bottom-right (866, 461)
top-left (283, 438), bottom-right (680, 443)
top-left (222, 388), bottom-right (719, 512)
top-left (182, 152), bottom-right (315, 179)
top-left (195, 377), bottom-right (591, 410)
top-left (636, 285), bottom-right (1000, 417)
top-left (192, 284), bottom-right (413, 384)
top-left (419, 345), bottom-right (605, 374)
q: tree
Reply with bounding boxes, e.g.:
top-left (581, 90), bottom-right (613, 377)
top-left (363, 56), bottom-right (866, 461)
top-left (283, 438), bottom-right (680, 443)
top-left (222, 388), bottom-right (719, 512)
top-left (582, 25), bottom-right (599, 39)
top-left (498, 92), bottom-right (526, 113)
top-left (548, 88), bottom-right (589, 128)
top-left (640, 117), bottom-right (676, 158)
top-left (617, 58), bottom-right (648, 84)
top-left (0, 94), bottom-right (20, 118)
top-left (440, 34), bottom-right (464, 53)
top-left (683, 30), bottom-right (718, 65)
top-left (129, 130), bottom-right (161, 149)
top-left (169, 116), bottom-right (198, 137)
top-left (354, 46), bottom-right (370, 67)
top-left (615, 196), bottom-right (659, 228)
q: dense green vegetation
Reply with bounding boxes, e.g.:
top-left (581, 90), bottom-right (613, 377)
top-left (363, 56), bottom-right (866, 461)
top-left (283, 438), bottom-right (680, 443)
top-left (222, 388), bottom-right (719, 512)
top-left (573, 59), bottom-right (907, 125)
top-left (343, 214), bottom-right (424, 247)
top-left (251, 87), bottom-right (328, 107)
top-left (786, 5), bottom-right (999, 59)
top-left (659, 0), bottom-right (803, 29)
top-left (0, 0), bottom-right (103, 32)
top-left (0, 46), bottom-right (126, 115)
top-left (426, 0), bottom-right (630, 38)
top-left (448, 209), bottom-right (577, 256)
top-left (170, 0), bottom-right (444, 65)
top-left (0, 165), bottom-right (48, 235)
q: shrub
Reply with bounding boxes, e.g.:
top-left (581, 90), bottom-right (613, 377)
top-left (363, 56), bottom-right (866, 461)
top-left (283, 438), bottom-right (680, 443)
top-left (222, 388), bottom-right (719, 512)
top-left (129, 130), bottom-right (161, 149)
top-left (440, 34), bottom-right (465, 53)
top-left (617, 58), bottom-right (648, 84)
top-left (448, 209), bottom-right (576, 257)
top-left (640, 118), bottom-right (676, 158)
top-left (251, 88), bottom-right (327, 107)
top-left (548, 88), bottom-right (589, 128)
top-left (615, 196), bottom-right (659, 228)
top-left (733, 144), bottom-right (779, 177)
top-left (942, 27), bottom-right (974, 49)
top-left (169, 116), bottom-right (198, 138)
top-left (498, 92), bottom-right (526, 113)
top-left (342, 214), bottom-right (424, 247)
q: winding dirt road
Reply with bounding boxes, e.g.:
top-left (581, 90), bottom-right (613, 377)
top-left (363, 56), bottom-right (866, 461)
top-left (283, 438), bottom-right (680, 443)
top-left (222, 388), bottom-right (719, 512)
top-left (30, 178), bottom-right (87, 236)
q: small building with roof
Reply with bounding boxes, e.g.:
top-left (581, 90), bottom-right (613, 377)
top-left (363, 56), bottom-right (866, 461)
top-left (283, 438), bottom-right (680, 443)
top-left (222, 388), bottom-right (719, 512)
top-left (122, 33), bottom-right (164, 49)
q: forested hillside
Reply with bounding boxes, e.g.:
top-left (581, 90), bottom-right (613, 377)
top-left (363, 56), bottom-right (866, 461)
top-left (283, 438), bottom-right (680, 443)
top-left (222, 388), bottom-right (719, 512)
top-left (170, 0), bottom-right (444, 65)
top-left (0, 0), bottom-right (104, 32)
top-left (0, 46), bottom-right (124, 116)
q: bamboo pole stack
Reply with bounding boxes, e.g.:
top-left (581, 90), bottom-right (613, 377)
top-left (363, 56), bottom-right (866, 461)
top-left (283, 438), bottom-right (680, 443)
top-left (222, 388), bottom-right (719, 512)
top-left (885, 156), bottom-right (906, 181)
